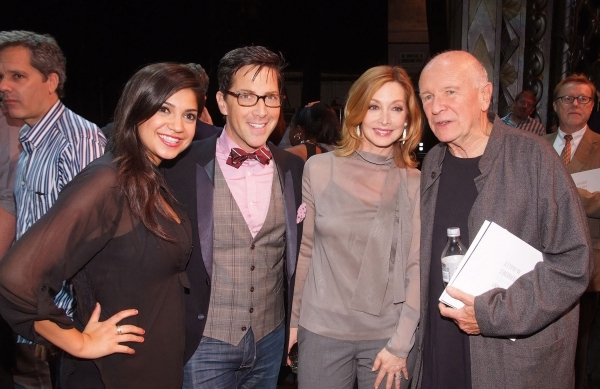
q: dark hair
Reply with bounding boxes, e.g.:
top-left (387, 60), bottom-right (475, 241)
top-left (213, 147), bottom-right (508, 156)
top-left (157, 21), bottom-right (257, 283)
top-left (110, 62), bottom-right (205, 241)
top-left (516, 90), bottom-right (536, 102)
top-left (296, 102), bottom-right (340, 145)
top-left (0, 30), bottom-right (67, 98)
top-left (186, 63), bottom-right (210, 96)
top-left (217, 46), bottom-right (286, 93)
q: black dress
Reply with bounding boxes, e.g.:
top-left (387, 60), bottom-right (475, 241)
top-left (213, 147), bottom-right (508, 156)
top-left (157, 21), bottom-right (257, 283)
top-left (303, 142), bottom-right (328, 159)
top-left (0, 153), bottom-right (192, 389)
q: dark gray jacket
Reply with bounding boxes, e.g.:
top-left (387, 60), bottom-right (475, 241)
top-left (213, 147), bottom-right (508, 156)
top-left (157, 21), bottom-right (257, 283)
top-left (413, 114), bottom-right (592, 389)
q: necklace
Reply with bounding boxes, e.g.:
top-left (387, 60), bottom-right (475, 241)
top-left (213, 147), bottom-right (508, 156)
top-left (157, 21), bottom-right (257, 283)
top-left (300, 139), bottom-right (318, 146)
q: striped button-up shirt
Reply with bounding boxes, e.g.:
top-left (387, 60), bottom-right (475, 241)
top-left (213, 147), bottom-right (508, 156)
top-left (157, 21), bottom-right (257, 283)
top-left (15, 100), bottom-right (106, 343)
top-left (501, 113), bottom-right (547, 136)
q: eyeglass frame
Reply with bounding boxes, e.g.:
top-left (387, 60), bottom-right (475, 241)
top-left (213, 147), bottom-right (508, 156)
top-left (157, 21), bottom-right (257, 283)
top-left (554, 95), bottom-right (593, 105)
top-left (223, 90), bottom-right (286, 108)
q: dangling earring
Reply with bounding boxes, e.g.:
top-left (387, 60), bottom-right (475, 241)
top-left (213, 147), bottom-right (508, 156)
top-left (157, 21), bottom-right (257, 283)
top-left (356, 125), bottom-right (361, 136)
top-left (402, 122), bottom-right (407, 139)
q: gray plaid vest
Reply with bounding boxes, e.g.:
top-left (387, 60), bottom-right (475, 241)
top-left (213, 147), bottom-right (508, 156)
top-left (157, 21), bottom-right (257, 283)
top-left (204, 162), bottom-right (286, 345)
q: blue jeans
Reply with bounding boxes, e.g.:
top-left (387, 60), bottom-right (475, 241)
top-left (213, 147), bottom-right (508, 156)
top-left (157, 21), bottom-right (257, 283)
top-left (183, 322), bottom-right (284, 389)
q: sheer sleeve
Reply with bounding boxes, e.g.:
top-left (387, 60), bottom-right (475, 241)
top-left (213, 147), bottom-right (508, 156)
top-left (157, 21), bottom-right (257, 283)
top-left (386, 168), bottom-right (421, 357)
top-left (290, 158), bottom-right (316, 328)
top-left (0, 157), bottom-right (124, 343)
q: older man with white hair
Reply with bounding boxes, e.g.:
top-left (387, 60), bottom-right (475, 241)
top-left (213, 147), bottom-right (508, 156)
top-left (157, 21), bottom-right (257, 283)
top-left (413, 50), bottom-right (591, 389)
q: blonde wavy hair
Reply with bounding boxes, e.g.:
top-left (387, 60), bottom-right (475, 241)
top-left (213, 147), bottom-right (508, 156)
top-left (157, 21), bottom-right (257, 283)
top-left (336, 65), bottom-right (422, 168)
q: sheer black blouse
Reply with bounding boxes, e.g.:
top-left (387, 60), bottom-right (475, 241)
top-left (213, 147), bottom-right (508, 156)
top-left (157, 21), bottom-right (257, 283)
top-left (0, 153), bottom-right (192, 389)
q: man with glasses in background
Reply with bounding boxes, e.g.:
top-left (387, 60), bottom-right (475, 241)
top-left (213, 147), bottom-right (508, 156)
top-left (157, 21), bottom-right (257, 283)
top-left (545, 74), bottom-right (600, 388)
top-left (501, 89), bottom-right (546, 135)
top-left (164, 46), bottom-right (304, 389)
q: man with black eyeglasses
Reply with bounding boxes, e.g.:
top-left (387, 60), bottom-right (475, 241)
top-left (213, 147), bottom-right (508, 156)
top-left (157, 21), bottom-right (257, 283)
top-left (164, 46), bottom-right (304, 389)
top-left (545, 73), bottom-right (600, 389)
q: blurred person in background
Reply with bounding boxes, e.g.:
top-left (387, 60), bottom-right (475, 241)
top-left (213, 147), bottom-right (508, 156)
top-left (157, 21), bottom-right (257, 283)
top-left (500, 90), bottom-right (545, 136)
top-left (285, 102), bottom-right (340, 161)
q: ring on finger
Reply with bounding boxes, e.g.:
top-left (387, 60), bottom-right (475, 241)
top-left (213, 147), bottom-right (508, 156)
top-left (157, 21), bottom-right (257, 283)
top-left (116, 325), bottom-right (122, 335)
top-left (395, 375), bottom-right (402, 381)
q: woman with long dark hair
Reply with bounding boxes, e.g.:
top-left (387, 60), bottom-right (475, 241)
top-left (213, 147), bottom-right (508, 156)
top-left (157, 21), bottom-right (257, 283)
top-left (0, 62), bottom-right (203, 389)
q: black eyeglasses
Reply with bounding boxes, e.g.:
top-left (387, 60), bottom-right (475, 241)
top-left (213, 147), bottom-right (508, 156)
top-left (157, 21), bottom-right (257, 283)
top-left (554, 95), bottom-right (593, 105)
top-left (224, 91), bottom-right (285, 108)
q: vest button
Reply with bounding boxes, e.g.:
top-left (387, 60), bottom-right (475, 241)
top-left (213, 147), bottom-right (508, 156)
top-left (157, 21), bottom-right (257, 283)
top-left (431, 172), bottom-right (436, 179)
top-left (241, 326), bottom-right (247, 331)
top-left (249, 308), bottom-right (254, 313)
top-left (250, 287), bottom-right (255, 292)
top-left (250, 244), bottom-right (256, 250)
top-left (197, 314), bottom-right (205, 321)
top-left (206, 278), bottom-right (211, 286)
top-left (250, 265), bottom-right (255, 271)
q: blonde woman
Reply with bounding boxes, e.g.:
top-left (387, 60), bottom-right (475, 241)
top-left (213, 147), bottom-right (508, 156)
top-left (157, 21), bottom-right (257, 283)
top-left (288, 65), bottom-right (422, 389)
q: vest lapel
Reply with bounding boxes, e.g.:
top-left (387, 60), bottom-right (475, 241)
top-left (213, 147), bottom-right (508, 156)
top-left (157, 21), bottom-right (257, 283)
top-left (196, 162), bottom-right (215, 278)
top-left (271, 147), bottom-right (298, 283)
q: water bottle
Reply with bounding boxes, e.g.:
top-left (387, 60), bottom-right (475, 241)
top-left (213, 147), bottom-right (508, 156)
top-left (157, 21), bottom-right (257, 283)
top-left (441, 227), bottom-right (467, 286)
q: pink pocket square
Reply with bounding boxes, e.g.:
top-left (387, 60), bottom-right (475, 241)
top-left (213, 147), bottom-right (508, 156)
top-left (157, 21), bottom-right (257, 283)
top-left (296, 203), bottom-right (307, 224)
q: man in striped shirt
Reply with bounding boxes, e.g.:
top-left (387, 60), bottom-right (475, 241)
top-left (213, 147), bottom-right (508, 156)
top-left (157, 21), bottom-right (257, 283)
top-left (0, 30), bottom-right (106, 389)
top-left (501, 90), bottom-right (547, 135)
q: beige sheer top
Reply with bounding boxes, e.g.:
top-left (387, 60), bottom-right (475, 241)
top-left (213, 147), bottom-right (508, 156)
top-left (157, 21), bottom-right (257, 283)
top-left (291, 150), bottom-right (420, 357)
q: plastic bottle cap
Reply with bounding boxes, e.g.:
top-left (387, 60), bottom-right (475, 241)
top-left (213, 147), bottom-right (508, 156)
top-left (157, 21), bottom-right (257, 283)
top-left (447, 227), bottom-right (460, 237)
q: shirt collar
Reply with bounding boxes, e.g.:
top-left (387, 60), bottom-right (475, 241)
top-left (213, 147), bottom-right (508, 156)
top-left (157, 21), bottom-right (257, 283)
top-left (504, 112), bottom-right (532, 127)
top-left (19, 100), bottom-right (64, 151)
top-left (557, 125), bottom-right (587, 143)
top-left (217, 125), bottom-right (270, 154)
top-left (354, 149), bottom-right (395, 165)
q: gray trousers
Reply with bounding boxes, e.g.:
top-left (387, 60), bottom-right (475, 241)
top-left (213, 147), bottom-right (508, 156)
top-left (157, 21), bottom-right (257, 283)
top-left (298, 326), bottom-right (404, 389)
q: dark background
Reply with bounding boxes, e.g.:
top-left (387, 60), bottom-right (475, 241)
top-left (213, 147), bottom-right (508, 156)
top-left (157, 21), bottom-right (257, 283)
top-left (2, 0), bottom-right (388, 127)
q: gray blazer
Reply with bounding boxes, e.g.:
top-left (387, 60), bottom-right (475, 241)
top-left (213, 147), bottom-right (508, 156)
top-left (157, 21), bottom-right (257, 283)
top-left (413, 115), bottom-right (592, 389)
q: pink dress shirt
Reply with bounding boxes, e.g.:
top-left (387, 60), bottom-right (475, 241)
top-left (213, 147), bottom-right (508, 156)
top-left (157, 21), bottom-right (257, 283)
top-left (215, 128), bottom-right (274, 237)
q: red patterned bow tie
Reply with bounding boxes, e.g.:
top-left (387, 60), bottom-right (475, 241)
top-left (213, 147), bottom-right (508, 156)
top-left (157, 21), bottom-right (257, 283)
top-left (226, 147), bottom-right (273, 168)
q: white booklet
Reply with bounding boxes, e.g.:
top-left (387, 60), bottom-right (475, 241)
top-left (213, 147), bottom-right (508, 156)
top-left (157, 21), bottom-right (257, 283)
top-left (439, 220), bottom-right (543, 309)
top-left (571, 168), bottom-right (600, 192)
